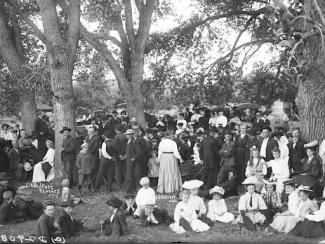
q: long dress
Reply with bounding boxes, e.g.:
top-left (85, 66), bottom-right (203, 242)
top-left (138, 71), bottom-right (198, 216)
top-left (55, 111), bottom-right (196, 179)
top-left (207, 198), bottom-right (234, 223)
top-left (245, 158), bottom-right (267, 192)
top-left (266, 158), bottom-right (290, 194)
top-left (290, 201), bottom-right (325, 238)
top-left (157, 138), bottom-right (182, 193)
top-left (32, 148), bottom-right (55, 183)
top-left (270, 194), bottom-right (317, 233)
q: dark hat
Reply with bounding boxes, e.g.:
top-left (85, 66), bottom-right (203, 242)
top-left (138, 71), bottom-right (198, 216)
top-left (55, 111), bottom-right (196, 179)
top-left (180, 132), bottom-right (190, 140)
top-left (209, 126), bottom-right (219, 133)
top-left (124, 193), bottom-right (135, 199)
top-left (1, 124), bottom-right (9, 129)
top-left (262, 127), bottom-right (272, 132)
top-left (112, 110), bottom-right (118, 115)
top-left (42, 200), bottom-right (55, 207)
top-left (271, 130), bottom-right (282, 138)
top-left (283, 179), bottom-right (295, 186)
top-left (115, 124), bottom-right (124, 132)
top-left (61, 200), bottom-right (74, 208)
top-left (224, 130), bottom-right (233, 136)
top-left (106, 196), bottom-right (123, 209)
top-left (60, 126), bottom-right (71, 134)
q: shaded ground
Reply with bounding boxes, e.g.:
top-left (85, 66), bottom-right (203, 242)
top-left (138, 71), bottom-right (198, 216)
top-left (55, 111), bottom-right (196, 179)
top-left (1, 184), bottom-right (324, 244)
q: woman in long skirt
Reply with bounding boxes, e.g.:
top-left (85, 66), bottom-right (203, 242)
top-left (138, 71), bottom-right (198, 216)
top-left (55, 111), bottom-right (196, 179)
top-left (157, 131), bottom-right (183, 193)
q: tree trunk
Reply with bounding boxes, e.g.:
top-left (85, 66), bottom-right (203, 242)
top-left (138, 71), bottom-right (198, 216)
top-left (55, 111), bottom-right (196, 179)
top-left (20, 90), bottom-right (37, 135)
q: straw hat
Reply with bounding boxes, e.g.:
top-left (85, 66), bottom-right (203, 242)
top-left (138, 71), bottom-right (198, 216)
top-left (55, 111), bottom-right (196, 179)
top-left (209, 186), bottom-right (225, 195)
top-left (182, 180), bottom-right (204, 190)
top-left (242, 177), bottom-right (259, 186)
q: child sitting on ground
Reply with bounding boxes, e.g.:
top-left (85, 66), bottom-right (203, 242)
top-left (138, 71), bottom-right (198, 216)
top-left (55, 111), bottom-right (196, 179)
top-left (207, 186), bottom-right (234, 223)
top-left (134, 177), bottom-right (156, 218)
top-left (148, 151), bottom-right (160, 187)
top-left (140, 204), bottom-right (173, 227)
top-left (61, 179), bottom-right (82, 205)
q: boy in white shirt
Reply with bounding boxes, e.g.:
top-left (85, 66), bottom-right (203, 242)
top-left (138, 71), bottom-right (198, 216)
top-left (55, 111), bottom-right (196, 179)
top-left (134, 177), bottom-right (156, 218)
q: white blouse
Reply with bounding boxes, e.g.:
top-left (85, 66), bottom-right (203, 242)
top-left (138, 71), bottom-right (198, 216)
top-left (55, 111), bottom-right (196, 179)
top-left (43, 148), bottom-right (55, 166)
top-left (188, 195), bottom-right (207, 215)
top-left (158, 138), bottom-right (182, 160)
top-left (288, 190), bottom-right (299, 214)
top-left (266, 158), bottom-right (289, 179)
top-left (208, 199), bottom-right (227, 217)
top-left (135, 187), bottom-right (156, 207)
top-left (238, 192), bottom-right (267, 211)
top-left (245, 158), bottom-right (267, 177)
top-left (174, 201), bottom-right (197, 223)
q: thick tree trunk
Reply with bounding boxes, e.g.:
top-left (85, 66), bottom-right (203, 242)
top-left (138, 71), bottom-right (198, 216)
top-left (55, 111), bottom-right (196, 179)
top-left (20, 91), bottom-right (37, 135)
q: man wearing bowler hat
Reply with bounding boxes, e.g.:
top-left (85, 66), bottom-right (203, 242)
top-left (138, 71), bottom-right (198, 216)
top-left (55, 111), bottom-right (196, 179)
top-left (60, 127), bottom-right (77, 186)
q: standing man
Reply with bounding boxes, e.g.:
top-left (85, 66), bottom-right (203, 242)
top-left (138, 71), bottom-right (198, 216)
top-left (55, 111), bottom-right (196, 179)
top-left (103, 110), bottom-right (122, 138)
top-left (34, 112), bottom-right (49, 157)
top-left (125, 129), bottom-right (136, 194)
top-left (258, 127), bottom-right (278, 178)
top-left (287, 127), bottom-right (306, 175)
top-left (199, 126), bottom-right (221, 189)
top-left (114, 124), bottom-right (128, 190)
top-left (61, 127), bottom-right (77, 186)
top-left (235, 123), bottom-right (251, 183)
top-left (86, 127), bottom-right (100, 186)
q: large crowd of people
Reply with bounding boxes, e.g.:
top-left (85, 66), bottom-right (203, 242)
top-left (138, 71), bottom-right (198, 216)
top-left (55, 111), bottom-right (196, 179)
top-left (0, 105), bottom-right (325, 242)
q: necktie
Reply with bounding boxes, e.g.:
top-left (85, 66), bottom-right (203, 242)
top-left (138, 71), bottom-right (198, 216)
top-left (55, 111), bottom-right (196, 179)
top-left (250, 195), bottom-right (253, 208)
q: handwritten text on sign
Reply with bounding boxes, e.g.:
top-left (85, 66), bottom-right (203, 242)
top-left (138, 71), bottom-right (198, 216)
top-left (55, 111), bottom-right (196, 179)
top-left (26, 182), bottom-right (60, 198)
top-left (0, 235), bottom-right (65, 243)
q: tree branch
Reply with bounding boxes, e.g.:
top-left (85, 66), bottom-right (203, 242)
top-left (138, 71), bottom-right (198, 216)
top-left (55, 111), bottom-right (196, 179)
top-left (67, 0), bottom-right (81, 65)
top-left (312, 0), bottom-right (325, 28)
top-left (136, 0), bottom-right (155, 51)
top-left (124, 0), bottom-right (136, 49)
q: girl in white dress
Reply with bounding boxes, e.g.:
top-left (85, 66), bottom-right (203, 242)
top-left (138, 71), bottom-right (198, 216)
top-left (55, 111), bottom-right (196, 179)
top-left (32, 140), bottom-right (55, 182)
top-left (134, 177), bottom-right (156, 217)
top-left (266, 147), bottom-right (290, 194)
top-left (170, 188), bottom-right (209, 233)
top-left (207, 186), bottom-right (234, 223)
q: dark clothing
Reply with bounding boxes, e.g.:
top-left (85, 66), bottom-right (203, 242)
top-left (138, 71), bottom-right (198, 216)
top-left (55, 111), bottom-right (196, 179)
top-left (34, 117), bottom-right (49, 156)
top-left (61, 135), bottom-right (77, 185)
top-left (234, 134), bottom-right (251, 183)
top-left (0, 201), bottom-right (15, 224)
top-left (57, 210), bottom-right (83, 239)
top-left (290, 219), bottom-right (325, 238)
top-left (0, 149), bottom-right (11, 173)
top-left (35, 214), bottom-right (56, 242)
top-left (103, 117), bottom-right (122, 138)
top-left (87, 134), bottom-right (101, 185)
top-left (140, 208), bottom-right (172, 226)
top-left (114, 133), bottom-right (128, 187)
top-left (217, 141), bottom-right (236, 185)
top-left (14, 195), bottom-right (43, 221)
top-left (103, 209), bottom-right (129, 237)
top-left (254, 119), bottom-right (270, 132)
top-left (8, 148), bottom-right (24, 180)
top-left (258, 137), bottom-right (278, 178)
top-left (197, 116), bottom-right (209, 131)
top-left (288, 138), bottom-right (307, 173)
top-left (95, 158), bottom-right (115, 191)
top-left (179, 142), bottom-right (192, 161)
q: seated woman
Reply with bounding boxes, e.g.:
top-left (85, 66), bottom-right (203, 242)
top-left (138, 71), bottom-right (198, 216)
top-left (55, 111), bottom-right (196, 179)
top-left (269, 185), bottom-right (318, 233)
top-left (207, 186), bottom-right (234, 223)
top-left (266, 147), bottom-right (289, 194)
top-left (18, 129), bottom-right (43, 164)
top-left (261, 180), bottom-right (282, 225)
top-left (219, 169), bottom-right (238, 198)
top-left (100, 196), bottom-right (129, 237)
top-left (235, 177), bottom-right (267, 227)
top-left (245, 146), bottom-right (267, 193)
top-left (170, 189), bottom-right (209, 234)
top-left (32, 140), bottom-right (55, 183)
top-left (292, 141), bottom-right (322, 197)
top-left (186, 180), bottom-right (213, 226)
top-left (290, 200), bottom-right (325, 238)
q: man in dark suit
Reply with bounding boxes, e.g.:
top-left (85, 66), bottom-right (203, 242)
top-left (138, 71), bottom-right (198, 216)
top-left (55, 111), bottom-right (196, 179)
top-left (114, 125), bottom-right (128, 190)
top-left (35, 201), bottom-right (57, 242)
top-left (125, 129), bottom-right (138, 194)
top-left (102, 111), bottom-right (122, 138)
top-left (258, 127), bottom-right (278, 178)
top-left (235, 123), bottom-right (251, 183)
top-left (199, 126), bottom-right (221, 189)
top-left (8, 141), bottom-right (24, 181)
top-left (287, 127), bottom-right (306, 175)
top-left (34, 113), bottom-right (49, 157)
top-left (86, 127), bottom-right (101, 186)
top-left (60, 127), bottom-right (77, 186)
top-left (57, 200), bottom-right (84, 239)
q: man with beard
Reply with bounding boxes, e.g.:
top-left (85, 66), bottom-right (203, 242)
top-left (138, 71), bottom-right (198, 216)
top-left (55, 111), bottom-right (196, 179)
top-left (199, 126), bottom-right (221, 189)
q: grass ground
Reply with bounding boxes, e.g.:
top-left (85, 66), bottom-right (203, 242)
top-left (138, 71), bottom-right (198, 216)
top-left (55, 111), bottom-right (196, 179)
top-left (0, 184), bottom-right (323, 244)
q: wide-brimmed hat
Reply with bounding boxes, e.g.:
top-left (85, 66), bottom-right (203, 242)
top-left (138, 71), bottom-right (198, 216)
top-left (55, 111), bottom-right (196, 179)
top-left (182, 180), bottom-right (204, 190)
top-left (106, 196), bottom-right (123, 209)
top-left (283, 179), bottom-right (295, 186)
top-left (262, 126), bottom-right (272, 133)
top-left (1, 124), bottom-right (9, 129)
top-left (132, 125), bottom-right (140, 131)
top-left (61, 200), bottom-right (74, 208)
top-left (124, 129), bottom-right (135, 135)
top-left (42, 200), bottom-right (55, 207)
top-left (242, 177), bottom-right (259, 186)
top-left (297, 185), bottom-right (313, 193)
top-left (17, 186), bottom-right (33, 196)
top-left (24, 162), bottom-right (33, 172)
top-left (60, 126), bottom-right (71, 134)
top-left (140, 177), bottom-right (150, 186)
top-left (304, 140), bottom-right (318, 151)
top-left (209, 186), bottom-right (225, 195)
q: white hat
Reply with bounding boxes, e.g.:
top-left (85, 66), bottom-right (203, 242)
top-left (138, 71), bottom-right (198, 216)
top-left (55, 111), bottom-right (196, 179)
top-left (24, 162), bottom-right (33, 172)
top-left (242, 177), bottom-right (259, 185)
top-left (209, 186), bottom-right (225, 195)
top-left (263, 179), bottom-right (277, 185)
top-left (81, 142), bottom-right (88, 149)
top-left (182, 180), bottom-right (203, 190)
top-left (140, 177), bottom-right (150, 186)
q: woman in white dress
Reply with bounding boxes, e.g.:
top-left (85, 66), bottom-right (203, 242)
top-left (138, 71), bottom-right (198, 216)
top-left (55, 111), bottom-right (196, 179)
top-left (207, 186), bottom-right (234, 223)
top-left (266, 147), bottom-right (290, 194)
top-left (32, 140), bottom-right (55, 182)
top-left (157, 131), bottom-right (183, 193)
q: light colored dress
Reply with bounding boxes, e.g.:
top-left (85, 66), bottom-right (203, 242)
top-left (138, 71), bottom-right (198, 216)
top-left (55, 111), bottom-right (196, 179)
top-left (157, 138), bottom-right (182, 193)
top-left (148, 157), bottom-right (160, 178)
top-left (207, 199), bottom-right (234, 223)
top-left (235, 192), bottom-right (267, 224)
top-left (270, 197), bottom-right (318, 233)
top-left (32, 148), bottom-right (55, 183)
top-left (245, 158), bottom-right (267, 192)
top-left (134, 187), bottom-right (156, 216)
top-left (188, 195), bottom-right (207, 215)
top-left (267, 158), bottom-right (290, 194)
top-left (170, 201), bottom-right (209, 233)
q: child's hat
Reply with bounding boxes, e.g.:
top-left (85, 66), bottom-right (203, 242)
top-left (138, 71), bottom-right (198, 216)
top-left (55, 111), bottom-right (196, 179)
top-left (140, 177), bottom-right (150, 186)
top-left (209, 186), bottom-right (225, 195)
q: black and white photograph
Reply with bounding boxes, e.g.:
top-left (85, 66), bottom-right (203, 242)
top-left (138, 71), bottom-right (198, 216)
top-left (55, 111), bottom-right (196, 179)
top-left (0, 0), bottom-right (325, 243)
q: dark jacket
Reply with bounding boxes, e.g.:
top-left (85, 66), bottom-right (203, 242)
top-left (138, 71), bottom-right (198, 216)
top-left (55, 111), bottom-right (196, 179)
top-left (288, 138), bottom-right (307, 172)
top-left (0, 201), bottom-right (15, 224)
top-left (126, 138), bottom-right (147, 164)
top-left (114, 133), bottom-right (128, 157)
top-left (197, 116), bottom-right (209, 130)
top-left (87, 134), bottom-right (100, 159)
top-left (103, 209), bottom-right (129, 236)
top-left (140, 208), bottom-right (172, 226)
top-left (219, 141), bottom-right (236, 168)
top-left (34, 117), bottom-right (49, 141)
top-left (8, 148), bottom-right (22, 169)
top-left (35, 213), bottom-right (56, 242)
top-left (57, 210), bottom-right (83, 239)
top-left (199, 135), bottom-right (220, 169)
top-left (301, 157), bottom-right (322, 179)
top-left (234, 134), bottom-right (251, 164)
top-left (76, 152), bottom-right (94, 174)
top-left (61, 135), bottom-right (77, 163)
top-left (258, 137), bottom-right (279, 162)
top-left (103, 117), bottom-right (122, 138)
top-left (14, 195), bottom-right (43, 220)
